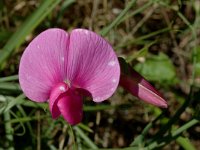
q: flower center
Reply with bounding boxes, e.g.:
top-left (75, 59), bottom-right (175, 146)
top-left (49, 82), bottom-right (83, 125)
top-left (64, 79), bottom-right (71, 88)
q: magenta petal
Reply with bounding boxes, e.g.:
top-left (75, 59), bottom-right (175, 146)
top-left (49, 82), bottom-right (69, 119)
top-left (67, 29), bottom-right (120, 102)
top-left (19, 28), bottom-right (69, 102)
top-left (57, 90), bottom-right (83, 125)
top-left (119, 60), bottom-right (167, 108)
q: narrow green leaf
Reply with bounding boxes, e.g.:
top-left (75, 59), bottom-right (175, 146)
top-left (0, 82), bottom-right (21, 93)
top-left (4, 115), bottom-right (50, 124)
top-left (74, 126), bottom-right (98, 149)
top-left (84, 104), bottom-right (116, 111)
top-left (0, 0), bottom-right (75, 67)
top-left (0, 94), bottom-right (25, 114)
top-left (4, 111), bottom-right (14, 150)
top-left (0, 75), bottom-right (18, 82)
top-left (78, 123), bottom-right (93, 133)
top-left (146, 119), bottom-right (199, 150)
top-left (176, 136), bottom-right (196, 150)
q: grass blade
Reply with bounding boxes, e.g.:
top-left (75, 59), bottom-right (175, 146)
top-left (4, 111), bottom-right (14, 150)
top-left (0, 0), bottom-right (66, 67)
top-left (0, 75), bottom-right (18, 82)
top-left (74, 126), bottom-right (98, 149)
top-left (176, 136), bottom-right (196, 150)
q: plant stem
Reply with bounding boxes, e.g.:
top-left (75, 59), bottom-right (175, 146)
top-left (146, 119), bottom-right (199, 150)
top-left (4, 111), bottom-right (14, 150)
top-left (74, 126), bottom-right (98, 149)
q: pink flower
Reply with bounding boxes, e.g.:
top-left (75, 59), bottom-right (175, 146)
top-left (119, 58), bottom-right (168, 108)
top-left (19, 28), bottom-right (120, 125)
top-left (19, 28), bottom-right (167, 125)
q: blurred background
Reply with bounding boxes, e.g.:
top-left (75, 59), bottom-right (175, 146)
top-left (0, 0), bottom-right (200, 149)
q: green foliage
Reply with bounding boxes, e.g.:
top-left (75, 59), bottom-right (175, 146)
top-left (176, 136), bottom-right (196, 150)
top-left (0, 0), bottom-right (67, 69)
top-left (134, 52), bottom-right (178, 86)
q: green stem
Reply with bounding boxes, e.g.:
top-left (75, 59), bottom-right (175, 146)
top-left (4, 115), bottom-right (49, 124)
top-left (171, 119), bottom-right (199, 137)
top-left (149, 97), bottom-right (191, 143)
top-left (74, 126), bottom-right (98, 149)
top-left (130, 112), bottom-right (165, 146)
top-left (4, 111), bottom-right (14, 150)
top-left (146, 119), bottom-right (199, 150)
top-left (88, 119), bottom-right (199, 150)
top-left (176, 136), bottom-right (196, 150)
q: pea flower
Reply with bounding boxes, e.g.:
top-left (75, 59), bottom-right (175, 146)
top-left (19, 28), bottom-right (120, 125)
top-left (19, 28), bottom-right (167, 125)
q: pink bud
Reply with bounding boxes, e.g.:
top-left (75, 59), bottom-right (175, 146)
top-left (119, 58), bottom-right (168, 108)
